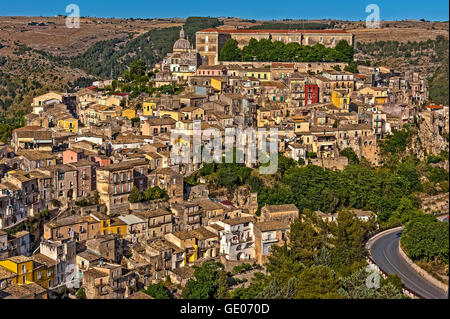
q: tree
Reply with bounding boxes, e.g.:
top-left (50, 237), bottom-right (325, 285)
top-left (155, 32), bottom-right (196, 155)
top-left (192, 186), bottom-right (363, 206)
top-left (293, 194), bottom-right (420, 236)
top-left (76, 288), bottom-right (86, 299)
top-left (129, 187), bottom-right (142, 203)
top-left (51, 199), bottom-right (61, 208)
top-left (219, 39), bottom-right (241, 61)
top-left (401, 213), bottom-right (449, 264)
top-left (256, 276), bottom-right (300, 299)
top-left (296, 266), bottom-right (342, 299)
top-left (182, 262), bottom-right (224, 299)
top-left (344, 61), bottom-right (359, 74)
top-left (142, 283), bottom-right (173, 299)
top-left (339, 268), bottom-right (403, 299)
top-left (216, 270), bottom-right (229, 299)
top-left (331, 210), bottom-right (367, 269)
top-left (335, 40), bottom-right (354, 63)
top-left (340, 148), bottom-right (360, 165)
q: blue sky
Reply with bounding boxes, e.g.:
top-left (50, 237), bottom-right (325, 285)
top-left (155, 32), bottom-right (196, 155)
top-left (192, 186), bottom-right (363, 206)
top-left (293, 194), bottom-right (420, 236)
top-left (1, 0), bottom-right (449, 21)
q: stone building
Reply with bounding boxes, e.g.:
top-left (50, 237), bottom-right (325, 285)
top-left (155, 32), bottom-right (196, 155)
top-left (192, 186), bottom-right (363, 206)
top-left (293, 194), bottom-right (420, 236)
top-left (260, 204), bottom-right (299, 224)
top-left (196, 29), bottom-right (353, 65)
top-left (96, 159), bottom-right (148, 215)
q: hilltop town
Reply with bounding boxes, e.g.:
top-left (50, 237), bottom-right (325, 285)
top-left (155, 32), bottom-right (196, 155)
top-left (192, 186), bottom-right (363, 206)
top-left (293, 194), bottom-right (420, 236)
top-left (0, 23), bottom-right (448, 300)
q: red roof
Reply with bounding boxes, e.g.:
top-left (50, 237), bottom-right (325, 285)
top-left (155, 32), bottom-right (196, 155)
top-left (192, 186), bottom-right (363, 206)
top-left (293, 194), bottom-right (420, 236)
top-left (427, 105), bottom-right (445, 109)
top-left (221, 200), bottom-right (234, 206)
top-left (272, 62), bottom-right (295, 68)
top-left (114, 92), bottom-right (130, 97)
top-left (87, 86), bottom-right (97, 91)
top-left (198, 28), bottom-right (348, 34)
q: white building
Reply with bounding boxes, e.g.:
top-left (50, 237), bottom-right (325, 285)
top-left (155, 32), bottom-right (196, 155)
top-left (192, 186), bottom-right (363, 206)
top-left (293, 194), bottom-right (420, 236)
top-left (214, 217), bottom-right (255, 261)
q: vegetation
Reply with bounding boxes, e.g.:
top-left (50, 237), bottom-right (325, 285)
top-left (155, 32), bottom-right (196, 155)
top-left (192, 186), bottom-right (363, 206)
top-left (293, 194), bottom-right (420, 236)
top-left (401, 213), bottom-right (449, 265)
top-left (356, 36), bottom-right (449, 105)
top-left (182, 261), bottom-right (225, 299)
top-left (219, 38), bottom-right (354, 63)
top-left (230, 210), bottom-right (402, 299)
top-left (183, 17), bottom-right (223, 43)
top-left (70, 17), bottom-right (223, 79)
top-left (76, 288), bottom-right (87, 299)
top-left (0, 115), bottom-right (25, 143)
top-left (141, 283), bottom-right (173, 299)
top-left (128, 186), bottom-right (169, 203)
top-left (340, 148), bottom-right (360, 165)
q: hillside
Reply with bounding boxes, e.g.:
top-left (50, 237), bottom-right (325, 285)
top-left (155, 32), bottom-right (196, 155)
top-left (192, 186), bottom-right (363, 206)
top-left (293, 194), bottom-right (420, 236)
top-left (0, 17), bottom-right (448, 124)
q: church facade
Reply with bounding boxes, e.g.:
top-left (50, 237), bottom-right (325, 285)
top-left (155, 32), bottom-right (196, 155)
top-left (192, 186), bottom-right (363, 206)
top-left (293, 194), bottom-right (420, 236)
top-left (161, 27), bottom-right (201, 80)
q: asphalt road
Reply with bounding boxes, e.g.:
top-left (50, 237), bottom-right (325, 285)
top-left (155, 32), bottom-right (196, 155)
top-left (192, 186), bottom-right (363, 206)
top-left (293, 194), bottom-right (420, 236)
top-left (369, 229), bottom-right (448, 299)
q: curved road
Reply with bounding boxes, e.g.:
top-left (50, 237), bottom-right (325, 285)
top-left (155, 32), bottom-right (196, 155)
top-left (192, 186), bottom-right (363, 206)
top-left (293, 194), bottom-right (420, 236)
top-left (369, 229), bottom-right (448, 299)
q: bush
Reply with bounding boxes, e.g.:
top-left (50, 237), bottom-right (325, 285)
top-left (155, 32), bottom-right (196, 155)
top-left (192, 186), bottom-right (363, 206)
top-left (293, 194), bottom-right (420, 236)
top-left (401, 214), bottom-right (449, 264)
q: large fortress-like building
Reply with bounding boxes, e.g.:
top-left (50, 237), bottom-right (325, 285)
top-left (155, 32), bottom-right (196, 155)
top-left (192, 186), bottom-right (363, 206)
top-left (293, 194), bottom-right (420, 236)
top-left (196, 28), bottom-right (354, 65)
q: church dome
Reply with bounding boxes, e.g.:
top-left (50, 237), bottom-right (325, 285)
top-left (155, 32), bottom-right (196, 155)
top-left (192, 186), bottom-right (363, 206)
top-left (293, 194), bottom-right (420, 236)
top-left (173, 26), bottom-right (191, 52)
top-left (173, 38), bottom-right (191, 51)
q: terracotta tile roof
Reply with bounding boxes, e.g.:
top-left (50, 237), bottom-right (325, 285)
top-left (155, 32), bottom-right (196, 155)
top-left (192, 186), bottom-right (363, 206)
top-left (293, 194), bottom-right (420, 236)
top-left (198, 28), bottom-right (349, 34)
top-left (254, 221), bottom-right (289, 232)
top-left (170, 266), bottom-right (195, 279)
top-left (263, 204), bottom-right (298, 213)
top-left (0, 266), bottom-right (16, 280)
top-left (222, 216), bottom-right (255, 226)
top-left (0, 282), bottom-right (46, 299)
top-left (31, 253), bottom-right (57, 267)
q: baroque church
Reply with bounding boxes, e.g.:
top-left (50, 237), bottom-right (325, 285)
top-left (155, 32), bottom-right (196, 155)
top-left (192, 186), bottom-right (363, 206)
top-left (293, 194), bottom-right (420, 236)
top-left (161, 27), bottom-right (200, 76)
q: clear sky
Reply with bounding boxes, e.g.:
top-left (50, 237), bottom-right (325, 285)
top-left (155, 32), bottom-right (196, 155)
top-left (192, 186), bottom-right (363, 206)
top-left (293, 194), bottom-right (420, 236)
top-left (1, 0), bottom-right (449, 21)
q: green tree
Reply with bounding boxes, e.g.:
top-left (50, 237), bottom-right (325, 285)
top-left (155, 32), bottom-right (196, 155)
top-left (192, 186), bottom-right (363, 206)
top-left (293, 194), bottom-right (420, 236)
top-left (340, 148), bottom-right (360, 165)
top-left (76, 288), bottom-right (86, 299)
top-left (335, 40), bottom-right (355, 63)
top-left (296, 266), bottom-right (342, 299)
top-left (142, 283), bottom-right (173, 299)
top-left (401, 213), bottom-right (449, 264)
top-left (182, 262), bottom-right (224, 299)
top-left (216, 270), bottom-right (229, 299)
top-left (129, 187), bottom-right (142, 203)
top-left (219, 39), bottom-right (241, 61)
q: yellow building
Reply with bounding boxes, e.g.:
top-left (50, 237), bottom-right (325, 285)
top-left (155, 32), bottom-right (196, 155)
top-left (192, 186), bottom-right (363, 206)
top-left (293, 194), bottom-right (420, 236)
top-left (359, 86), bottom-right (389, 105)
top-left (246, 68), bottom-right (271, 81)
top-left (159, 110), bottom-right (185, 121)
top-left (99, 96), bottom-right (122, 108)
top-left (0, 256), bottom-right (34, 285)
top-left (99, 217), bottom-right (128, 237)
top-left (332, 90), bottom-right (351, 109)
top-left (57, 117), bottom-right (79, 133)
top-left (122, 109), bottom-right (136, 120)
top-left (143, 99), bottom-right (158, 116)
top-left (180, 107), bottom-right (204, 121)
top-left (211, 77), bottom-right (228, 93)
top-left (165, 232), bottom-right (198, 264)
top-left (87, 105), bottom-right (121, 124)
top-left (31, 254), bottom-right (57, 288)
top-left (292, 116), bottom-right (310, 133)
